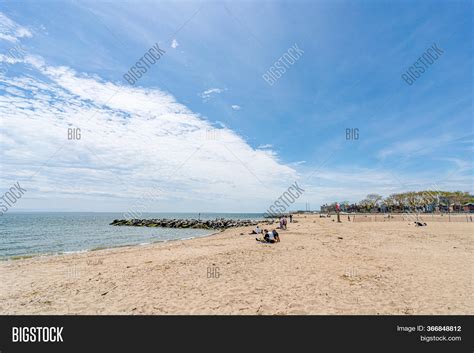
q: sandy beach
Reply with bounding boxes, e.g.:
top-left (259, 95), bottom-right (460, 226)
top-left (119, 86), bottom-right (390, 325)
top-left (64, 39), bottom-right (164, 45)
top-left (0, 214), bottom-right (472, 315)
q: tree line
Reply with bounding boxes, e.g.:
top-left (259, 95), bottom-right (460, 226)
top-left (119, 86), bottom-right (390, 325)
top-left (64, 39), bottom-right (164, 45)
top-left (321, 191), bottom-right (474, 213)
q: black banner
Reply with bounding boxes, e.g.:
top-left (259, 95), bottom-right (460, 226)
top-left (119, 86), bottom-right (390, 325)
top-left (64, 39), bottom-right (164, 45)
top-left (0, 315), bottom-right (471, 352)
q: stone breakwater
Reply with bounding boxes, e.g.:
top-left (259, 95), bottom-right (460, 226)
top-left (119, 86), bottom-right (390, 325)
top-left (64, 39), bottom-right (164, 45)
top-left (110, 218), bottom-right (271, 230)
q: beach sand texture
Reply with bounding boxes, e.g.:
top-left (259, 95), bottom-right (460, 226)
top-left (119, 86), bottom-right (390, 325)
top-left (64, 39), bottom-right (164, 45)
top-left (1, 214), bottom-right (472, 315)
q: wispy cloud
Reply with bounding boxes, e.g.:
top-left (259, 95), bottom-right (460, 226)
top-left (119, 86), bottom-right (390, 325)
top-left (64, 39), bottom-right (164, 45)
top-left (291, 161), bottom-right (306, 166)
top-left (231, 104), bottom-right (241, 111)
top-left (299, 164), bottom-right (473, 207)
top-left (0, 12), bottom-right (32, 43)
top-left (198, 87), bottom-right (226, 102)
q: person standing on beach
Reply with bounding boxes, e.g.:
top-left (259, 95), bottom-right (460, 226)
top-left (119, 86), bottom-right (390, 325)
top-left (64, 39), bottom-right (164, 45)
top-left (289, 214), bottom-right (293, 223)
top-left (336, 203), bottom-right (341, 223)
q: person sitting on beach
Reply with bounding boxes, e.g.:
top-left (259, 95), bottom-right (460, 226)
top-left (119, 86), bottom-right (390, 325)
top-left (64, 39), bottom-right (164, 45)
top-left (272, 229), bottom-right (280, 242)
top-left (249, 225), bottom-right (261, 235)
top-left (264, 229), bottom-right (276, 243)
top-left (415, 221), bottom-right (427, 227)
top-left (256, 229), bottom-right (276, 243)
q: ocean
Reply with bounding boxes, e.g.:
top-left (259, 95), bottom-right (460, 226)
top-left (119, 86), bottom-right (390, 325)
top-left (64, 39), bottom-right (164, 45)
top-left (0, 212), bottom-right (264, 259)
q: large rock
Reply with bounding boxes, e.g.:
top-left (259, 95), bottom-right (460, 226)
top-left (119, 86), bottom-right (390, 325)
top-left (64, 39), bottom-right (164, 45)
top-left (109, 218), bottom-right (267, 230)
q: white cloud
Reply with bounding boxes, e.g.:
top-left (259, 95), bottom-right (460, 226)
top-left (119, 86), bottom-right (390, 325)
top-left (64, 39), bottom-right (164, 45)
top-left (171, 38), bottom-right (179, 49)
top-left (0, 55), bottom-right (297, 212)
top-left (297, 164), bottom-right (474, 208)
top-left (231, 104), bottom-right (241, 110)
top-left (292, 161), bottom-right (306, 166)
top-left (376, 134), bottom-right (460, 160)
top-left (198, 87), bottom-right (226, 101)
top-left (0, 12), bottom-right (32, 43)
top-left (258, 144), bottom-right (272, 149)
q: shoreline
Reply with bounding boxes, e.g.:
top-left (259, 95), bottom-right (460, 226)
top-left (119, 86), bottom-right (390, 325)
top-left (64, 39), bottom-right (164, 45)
top-left (1, 214), bottom-right (472, 315)
top-left (1, 214), bottom-right (270, 262)
top-left (2, 228), bottom-right (224, 262)
top-left (6, 212), bottom-right (470, 261)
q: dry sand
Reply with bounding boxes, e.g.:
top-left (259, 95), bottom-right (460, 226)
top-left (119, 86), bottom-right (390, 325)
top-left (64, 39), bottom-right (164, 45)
top-left (0, 214), bottom-right (472, 315)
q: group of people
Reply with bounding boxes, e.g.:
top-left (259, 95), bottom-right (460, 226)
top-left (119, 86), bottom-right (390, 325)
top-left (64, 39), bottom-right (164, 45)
top-left (252, 226), bottom-right (280, 243)
top-left (279, 215), bottom-right (289, 229)
top-left (248, 214), bottom-right (294, 244)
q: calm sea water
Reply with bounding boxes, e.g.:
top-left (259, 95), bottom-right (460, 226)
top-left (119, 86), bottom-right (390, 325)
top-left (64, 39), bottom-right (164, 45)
top-left (0, 212), bottom-right (264, 259)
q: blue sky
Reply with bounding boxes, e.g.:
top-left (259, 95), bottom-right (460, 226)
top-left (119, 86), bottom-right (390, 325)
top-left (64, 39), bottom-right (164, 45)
top-left (0, 0), bottom-right (472, 212)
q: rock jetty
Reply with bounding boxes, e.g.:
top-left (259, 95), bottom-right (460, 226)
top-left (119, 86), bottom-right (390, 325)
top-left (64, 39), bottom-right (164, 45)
top-left (110, 218), bottom-right (271, 230)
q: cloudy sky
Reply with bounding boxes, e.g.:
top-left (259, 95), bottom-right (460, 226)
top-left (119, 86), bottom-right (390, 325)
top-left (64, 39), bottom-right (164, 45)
top-left (0, 0), bottom-right (472, 213)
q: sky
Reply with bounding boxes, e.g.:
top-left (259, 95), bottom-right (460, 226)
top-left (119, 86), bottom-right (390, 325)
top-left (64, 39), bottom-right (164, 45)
top-left (0, 0), bottom-right (472, 213)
